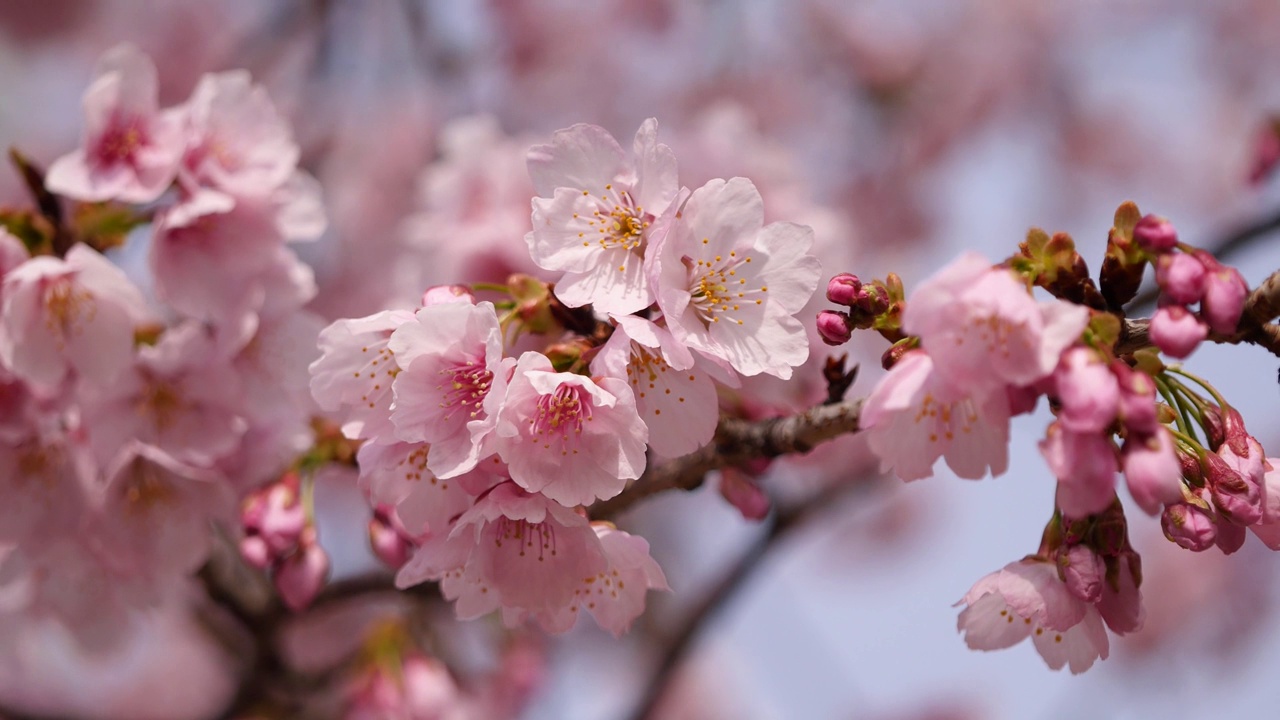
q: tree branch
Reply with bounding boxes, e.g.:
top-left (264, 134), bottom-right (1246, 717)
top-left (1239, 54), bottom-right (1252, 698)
top-left (1117, 269), bottom-right (1280, 358)
top-left (593, 398), bottom-right (865, 520)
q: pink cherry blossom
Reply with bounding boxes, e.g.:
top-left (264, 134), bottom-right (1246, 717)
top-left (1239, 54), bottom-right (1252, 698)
top-left (526, 119), bottom-right (678, 314)
top-left (904, 252), bottom-right (1090, 396)
top-left (955, 558), bottom-right (1110, 674)
top-left (346, 653), bottom-right (469, 720)
top-left (1149, 305), bottom-right (1207, 359)
top-left (310, 309), bottom-right (416, 441)
top-left (590, 314), bottom-right (719, 458)
top-left (0, 244), bottom-right (150, 390)
top-left (355, 441), bottom-right (483, 539)
top-left (275, 539), bottom-right (330, 612)
top-left (862, 350), bottom-right (1011, 481)
top-left (649, 177), bottom-right (821, 379)
top-left (45, 44), bottom-right (184, 203)
top-left (1162, 502), bottom-right (1218, 551)
top-left (94, 442), bottom-right (232, 581)
top-left (79, 322), bottom-right (248, 468)
top-left (0, 429), bottom-right (91, 546)
top-left (388, 302), bottom-right (506, 478)
top-left (397, 482), bottom-right (608, 623)
top-left (496, 352), bottom-right (648, 507)
top-left (1249, 458), bottom-right (1280, 549)
top-left (178, 70), bottom-right (300, 198)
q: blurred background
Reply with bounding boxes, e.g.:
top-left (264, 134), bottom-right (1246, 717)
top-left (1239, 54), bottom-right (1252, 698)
top-left (2, 1), bottom-right (1280, 718)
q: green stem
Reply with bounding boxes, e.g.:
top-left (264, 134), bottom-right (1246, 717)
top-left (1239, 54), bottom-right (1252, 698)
top-left (1154, 376), bottom-right (1194, 438)
top-left (1165, 367), bottom-right (1231, 411)
top-left (470, 282), bottom-right (510, 295)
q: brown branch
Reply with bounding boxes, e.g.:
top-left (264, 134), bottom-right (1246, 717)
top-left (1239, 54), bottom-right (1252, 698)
top-left (593, 398), bottom-right (865, 520)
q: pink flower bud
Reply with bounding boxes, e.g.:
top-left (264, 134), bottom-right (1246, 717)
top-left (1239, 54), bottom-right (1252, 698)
top-left (1177, 449), bottom-right (1205, 486)
top-left (1154, 252), bottom-right (1206, 305)
top-left (857, 284), bottom-right (890, 316)
top-left (1054, 347), bottom-right (1119, 434)
top-left (826, 273), bottom-right (863, 306)
top-left (421, 284), bottom-right (476, 306)
top-left (259, 484), bottom-right (307, 553)
top-left (816, 310), bottom-right (852, 346)
top-left (1149, 306), bottom-right (1207, 359)
top-left (1097, 551), bottom-right (1144, 634)
top-left (239, 534), bottom-right (272, 569)
top-left (1161, 503), bottom-right (1216, 551)
top-left (1059, 545), bottom-right (1103, 603)
top-left (1201, 405), bottom-right (1226, 450)
top-left (274, 541), bottom-right (330, 611)
top-left (1220, 407), bottom-right (1251, 456)
top-left (1122, 427), bottom-right (1183, 515)
top-left (1133, 214), bottom-right (1178, 252)
top-left (369, 515), bottom-right (411, 570)
top-left (1112, 362), bottom-right (1157, 436)
top-left (1205, 451), bottom-right (1263, 526)
top-left (719, 469), bottom-right (771, 521)
top-left (1197, 254), bottom-right (1249, 335)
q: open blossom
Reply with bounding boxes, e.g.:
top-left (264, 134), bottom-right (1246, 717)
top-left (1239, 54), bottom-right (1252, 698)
top-left (956, 558), bottom-right (1110, 674)
top-left (0, 244), bottom-right (150, 390)
top-left (861, 350), bottom-right (1011, 481)
top-left (590, 314), bottom-right (719, 458)
top-left (355, 441), bottom-right (490, 539)
top-left (310, 309), bottom-right (416, 441)
top-left (397, 482), bottom-right (609, 623)
top-left (79, 322), bottom-right (248, 468)
top-left (526, 119), bottom-right (678, 314)
top-left (178, 70), bottom-right (300, 198)
top-left (1250, 458), bottom-right (1280, 549)
top-left (495, 352), bottom-right (647, 507)
top-left (388, 301), bottom-right (507, 478)
top-left (650, 177), bottom-right (821, 379)
top-left (904, 252), bottom-right (1089, 396)
top-left (44, 44), bottom-right (184, 204)
top-left (0, 429), bottom-right (91, 546)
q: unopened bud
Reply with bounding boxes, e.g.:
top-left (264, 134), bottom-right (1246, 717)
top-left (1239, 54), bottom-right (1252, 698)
top-left (1161, 503), bottom-right (1216, 551)
top-left (1133, 214), bottom-right (1178, 253)
top-left (858, 283), bottom-right (891, 317)
top-left (816, 310), bottom-right (852, 346)
top-left (1154, 253), bottom-right (1205, 305)
top-left (369, 516), bottom-right (411, 570)
top-left (881, 341), bottom-right (914, 370)
top-left (1196, 253), bottom-right (1249, 335)
top-left (239, 534), bottom-right (272, 570)
top-left (1205, 452), bottom-right (1263, 526)
top-left (1201, 405), bottom-right (1226, 450)
top-left (719, 469), bottom-right (771, 522)
top-left (826, 273), bottom-right (863, 306)
top-left (1149, 305), bottom-right (1207, 359)
top-left (1059, 545), bottom-right (1104, 603)
top-left (1214, 517), bottom-right (1248, 555)
top-left (274, 540), bottom-right (330, 612)
top-left (1221, 407), bottom-right (1250, 456)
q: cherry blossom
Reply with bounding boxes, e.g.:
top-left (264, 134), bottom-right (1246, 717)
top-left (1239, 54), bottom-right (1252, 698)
top-left (0, 244), bottom-right (150, 390)
top-left (495, 352), bottom-right (647, 507)
top-left (387, 301), bottom-right (507, 478)
top-left (310, 309), bottom-right (417, 441)
top-left (956, 558), bottom-right (1110, 673)
top-left (44, 44), bottom-right (184, 203)
top-left (649, 177), bottom-right (821, 379)
top-left (861, 351), bottom-right (1011, 481)
top-left (526, 119), bottom-right (678, 314)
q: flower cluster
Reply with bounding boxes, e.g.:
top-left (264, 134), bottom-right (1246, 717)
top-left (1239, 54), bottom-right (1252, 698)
top-left (311, 120), bottom-right (822, 634)
top-left (0, 45), bottom-right (323, 647)
top-left (821, 202), bottom-right (1275, 672)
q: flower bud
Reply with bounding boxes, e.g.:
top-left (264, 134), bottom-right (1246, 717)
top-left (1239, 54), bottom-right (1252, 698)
top-left (857, 283), bottom-right (891, 317)
top-left (1177, 448), bottom-right (1205, 486)
top-left (1149, 305), bottom-right (1207, 359)
top-left (1161, 503), bottom-right (1216, 551)
top-left (1201, 405), bottom-right (1226, 450)
top-left (369, 515), bottom-right (411, 570)
top-left (1111, 362), bottom-right (1157, 436)
top-left (1122, 427), bottom-right (1183, 515)
top-left (1154, 253), bottom-right (1205, 305)
top-left (1133, 214), bottom-right (1178, 253)
top-left (421, 284), bottom-right (475, 306)
top-left (718, 469), bottom-right (771, 522)
top-left (816, 310), bottom-right (852, 346)
top-left (258, 484), bottom-right (307, 554)
top-left (275, 540), bottom-right (330, 611)
top-left (1205, 451), bottom-right (1263, 526)
top-left (826, 273), bottom-right (862, 306)
top-left (1221, 407), bottom-right (1251, 456)
top-left (1196, 253), bottom-right (1249, 335)
top-left (1058, 545), bottom-right (1104, 603)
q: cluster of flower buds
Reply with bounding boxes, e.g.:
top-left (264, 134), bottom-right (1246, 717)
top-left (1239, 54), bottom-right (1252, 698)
top-left (816, 272), bottom-right (900, 346)
top-left (1141, 216), bottom-right (1250, 358)
top-left (312, 120), bottom-right (822, 634)
top-left (239, 472), bottom-right (331, 611)
top-left (820, 200), bottom-right (1275, 672)
top-left (0, 45), bottom-right (323, 650)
